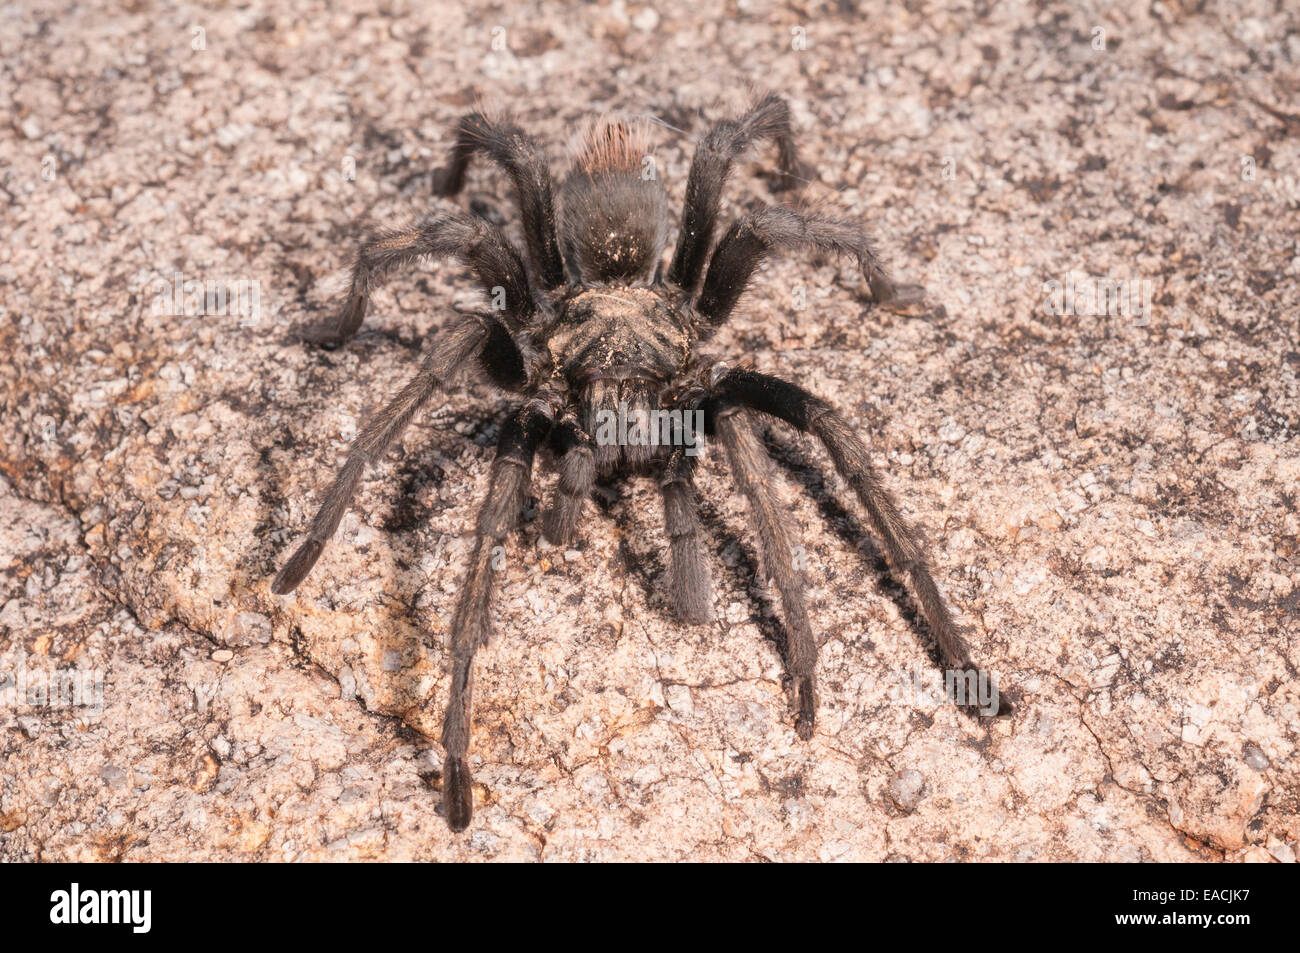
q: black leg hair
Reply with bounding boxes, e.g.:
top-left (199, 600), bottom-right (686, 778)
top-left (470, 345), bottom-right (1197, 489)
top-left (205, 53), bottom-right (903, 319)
top-left (667, 93), bottom-right (804, 294)
top-left (542, 415), bottom-right (595, 545)
top-left (300, 211), bottom-right (536, 347)
top-left (709, 368), bottom-right (1005, 714)
top-left (433, 111), bottom-right (566, 290)
top-left (438, 402), bottom-right (553, 831)
top-left (695, 206), bottom-right (895, 328)
top-left (661, 445), bottom-right (714, 624)
top-left (714, 408), bottom-right (818, 739)
top-left (272, 315), bottom-right (522, 595)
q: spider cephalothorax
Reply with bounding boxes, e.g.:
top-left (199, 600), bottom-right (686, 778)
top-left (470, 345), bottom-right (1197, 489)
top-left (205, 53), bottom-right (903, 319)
top-left (272, 95), bottom-right (1008, 832)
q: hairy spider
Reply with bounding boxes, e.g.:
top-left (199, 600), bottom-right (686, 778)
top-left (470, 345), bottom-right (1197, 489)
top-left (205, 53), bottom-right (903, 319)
top-left (272, 95), bottom-right (1008, 832)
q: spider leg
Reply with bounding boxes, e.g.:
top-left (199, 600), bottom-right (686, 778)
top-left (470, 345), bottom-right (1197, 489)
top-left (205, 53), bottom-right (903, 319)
top-left (710, 368), bottom-right (1008, 714)
top-left (695, 206), bottom-right (895, 330)
top-left (272, 315), bottom-right (523, 594)
top-left (432, 111), bottom-right (566, 290)
top-left (668, 93), bottom-right (805, 294)
top-left (438, 402), bottom-right (552, 831)
top-left (541, 415), bottom-right (595, 546)
top-left (661, 445), bottom-right (714, 623)
top-left (714, 408), bottom-right (818, 739)
top-left (299, 210), bottom-right (536, 347)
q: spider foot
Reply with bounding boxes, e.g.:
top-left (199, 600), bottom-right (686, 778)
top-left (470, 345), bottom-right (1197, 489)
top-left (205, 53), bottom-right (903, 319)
top-left (675, 601), bottom-right (714, 626)
top-left (876, 281), bottom-right (925, 308)
top-left (951, 673), bottom-right (1016, 720)
top-left (296, 294), bottom-right (367, 349)
top-left (865, 274), bottom-right (900, 305)
top-left (272, 539), bottom-right (324, 595)
top-left (444, 758), bottom-right (474, 832)
top-left (295, 322), bottom-right (349, 349)
top-left (793, 675), bottom-right (816, 740)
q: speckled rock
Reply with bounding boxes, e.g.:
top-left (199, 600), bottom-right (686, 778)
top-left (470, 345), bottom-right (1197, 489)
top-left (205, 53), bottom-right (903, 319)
top-left (1, 0), bottom-right (1296, 861)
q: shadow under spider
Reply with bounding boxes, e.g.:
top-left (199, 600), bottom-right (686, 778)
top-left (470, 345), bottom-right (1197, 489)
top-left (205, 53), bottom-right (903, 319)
top-left (249, 376), bottom-right (503, 712)
top-left (592, 472), bottom-right (797, 686)
top-left (589, 475), bottom-right (665, 604)
top-left (695, 498), bottom-right (798, 679)
top-left (241, 328), bottom-right (431, 588)
top-left (238, 443), bottom-right (292, 594)
top-left (758, 427), bottom-right (957, 677)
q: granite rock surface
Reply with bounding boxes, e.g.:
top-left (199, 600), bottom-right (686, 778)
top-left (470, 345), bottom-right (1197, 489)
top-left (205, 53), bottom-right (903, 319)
top-left (1, 0), bottom-right (1296, 860)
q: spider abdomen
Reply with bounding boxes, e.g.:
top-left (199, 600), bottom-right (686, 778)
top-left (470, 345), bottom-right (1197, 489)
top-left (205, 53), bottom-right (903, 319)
top-left (560, 117), bottom-right (669, 283)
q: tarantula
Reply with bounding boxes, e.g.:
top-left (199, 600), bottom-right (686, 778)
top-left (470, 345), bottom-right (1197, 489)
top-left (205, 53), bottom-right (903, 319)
top-left (272, 95), bottom-right (1006, 832)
